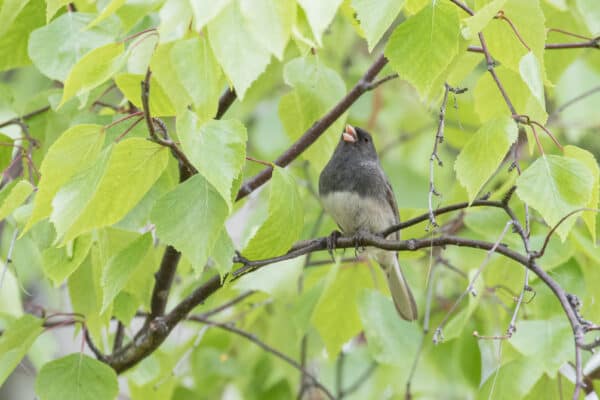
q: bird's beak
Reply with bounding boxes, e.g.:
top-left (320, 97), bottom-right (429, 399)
top-left (342, 125), bottom-right (357, 143)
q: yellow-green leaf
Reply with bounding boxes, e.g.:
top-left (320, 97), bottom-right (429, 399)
top-left (59, 42), bottom-right (126, 108)
top-left (455, 117), bottom-right (518, 203)
top-left (25, 124), bottom-right (105, 233)
top-left (564, 145), bottom-right (600, 243)
top-left (384, 0), bottom-right (460, 99)
top-left (516, 155), bottom-right (593, 240)
top-left (242, 167), bottom-right (303, 259)
top-left (0, 180), bottom-right (33, 221)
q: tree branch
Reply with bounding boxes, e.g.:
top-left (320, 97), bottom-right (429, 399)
top-left (216, 88), bottom-right (236, 119)
top-left (0, 106), bottom-right (50, 129)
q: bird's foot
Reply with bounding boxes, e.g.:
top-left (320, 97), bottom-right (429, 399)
top-left (326, 230), bottom-right (342, 262)
top-left (352, 229), bottom-right (369, 258)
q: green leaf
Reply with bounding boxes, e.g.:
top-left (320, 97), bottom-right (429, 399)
top-left (461, 0), bottom-right (507, 39)
top-left (52, 138), bottom-right (169, 243)
top-left (87, 0), bottom-right (126, 28)
top-left (151, 174), bottom-right (229, 271)
top-left (242, 167), bottom-right (303, 259)
top-left (454, 117), bottom-right (518, 203)
top-left (510, 318), bottom-right (572, 376)
top-left (35, 354), bottom-right (118, 400)
top-left (50, 148), bottom-right (112, 243)
top-left (384, 1), bottom-right (460, 99)
top-left (482, 0), bottom-right (547, 81)
top-left (25, 124), bottom-right (105, 233)
top-left (178, 111), bottom-right (247, 209)
top-left (0, 314), bottom-right (44, 386)
top-left (357, 289), bottom-right (421, 366)
top-left (67, 256), bottom-right (101, 325)
top-left (312, 265), bottom-right (373, 357)
top-left (101, 233), bottom-right (152, 312)
top-left (516, 155), bottom-right (593, 240)
top-left (0, 180), bottom-right (33, 221)
top-left (170, 37), bottom-right (222, 122)
top-left (576, 0), bottom-right (600, 35)
top-left (564, 145), bottom-right (599, 243)
top-left (150, 43), bottom-right (193, 115)
top-left (42, 234), bottom-right (93, 286)
top-left (278, 57), bottom-right (346, 173)
top-left (114, 73), bottom-right (176, 117)
top-left (28, 13), bottom-right (120, 81)
top-left (0, 133), bottom-right (13, 172)
top-left (351, 0), bottom-right (405, 51)
top-left (189, 0), bottom-right (230, 31)
top-left (158, 0), bottom-right (193, 42)
top-left (519, 51), bottom-right (545, 109)
top-left (474, 65), bottom-right (547, 124)
top-left (210, 228), bottom-right (235, 278)
top-left (239, 0), bottom-right (296, 60)
top-left (478, 357), bottom-right (544, 399)
top-left (207, 0), bottom-right (272, 99)
top-left (46, 0), bottom-right (70, 21)
top-left (59, 42), bottom-right (126, 107)
top-left (0, 0), bottom-right (31, 37)
top-left (0, 0), bottom-right (44, 72)
top-left (297, 0), bottom-right (343, 46)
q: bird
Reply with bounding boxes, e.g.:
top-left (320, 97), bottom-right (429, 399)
top-left (318, 124), bottom-right (418, 321)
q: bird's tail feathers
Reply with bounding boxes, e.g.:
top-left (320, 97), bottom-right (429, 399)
top-left (385, 257), bottom-right (418, 321)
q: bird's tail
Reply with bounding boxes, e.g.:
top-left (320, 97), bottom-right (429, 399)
top-left (384, 256), bottom-right (418, 321)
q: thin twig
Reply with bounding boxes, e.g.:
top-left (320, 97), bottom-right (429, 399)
top-left (467, 38), bottom-right (600, 53)
top-left (188, 316), bottom-right (335, 400)
top-left (140, 68), bottom-right (197, 175)
top-left (534, 208), bottom-right (600, 259)
top-left (113, 322), bottom-right (125, 353)
top-left (428, 83), bottom-right (452, 228)
top-left (0, 106), bottom-right (50, 129)
top-left (339, 362), bottom-right (377, 398)
top-left (550, 86), bottom-right (600, 119)
top-left (196, 290), bottom-right (255, 319)
top-left (494, 11), bottom-right (531, 51)
top-left (432, 221), bottom-right (513, 344)
top-left (84, 326), bottom-right (106, 362)
top-left (335, 351), bottom-right (345, 398)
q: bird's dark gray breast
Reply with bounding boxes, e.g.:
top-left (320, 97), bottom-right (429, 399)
top-left (319, 153), bottom-right (387, 199)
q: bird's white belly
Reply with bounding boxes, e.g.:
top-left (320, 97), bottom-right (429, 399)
top-left (320, 191), bottom-right (395, 235)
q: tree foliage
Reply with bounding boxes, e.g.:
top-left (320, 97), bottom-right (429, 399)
top-left (1, 0), bottom-right (600, 399)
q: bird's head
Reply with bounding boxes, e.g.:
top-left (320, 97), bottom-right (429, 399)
top-left (338, 125), bottom-right (378, 161)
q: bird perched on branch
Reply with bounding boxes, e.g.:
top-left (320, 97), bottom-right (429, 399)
top-left (319, 125), bottom-right (418, 321)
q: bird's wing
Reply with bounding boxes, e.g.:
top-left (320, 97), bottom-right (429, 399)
top-left (383, 176), bottom-right (400, 240)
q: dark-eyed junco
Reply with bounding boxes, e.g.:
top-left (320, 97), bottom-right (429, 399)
top-left (319, 125), bottom-right (418, 321)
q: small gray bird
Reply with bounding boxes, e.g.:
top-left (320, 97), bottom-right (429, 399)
top-left (319, 125), bottom-right (418, 321)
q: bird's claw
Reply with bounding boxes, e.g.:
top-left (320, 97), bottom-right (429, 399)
top-left (327, 230), bottom-right (342, 262)
top-left (352, 230), bottom-right (369, 257)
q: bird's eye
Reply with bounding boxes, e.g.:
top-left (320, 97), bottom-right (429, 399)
top-left (363, 138), bottom-right (369, 143)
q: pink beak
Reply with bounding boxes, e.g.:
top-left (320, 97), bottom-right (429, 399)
top-left (342, 125), bottom-right (357, 143)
